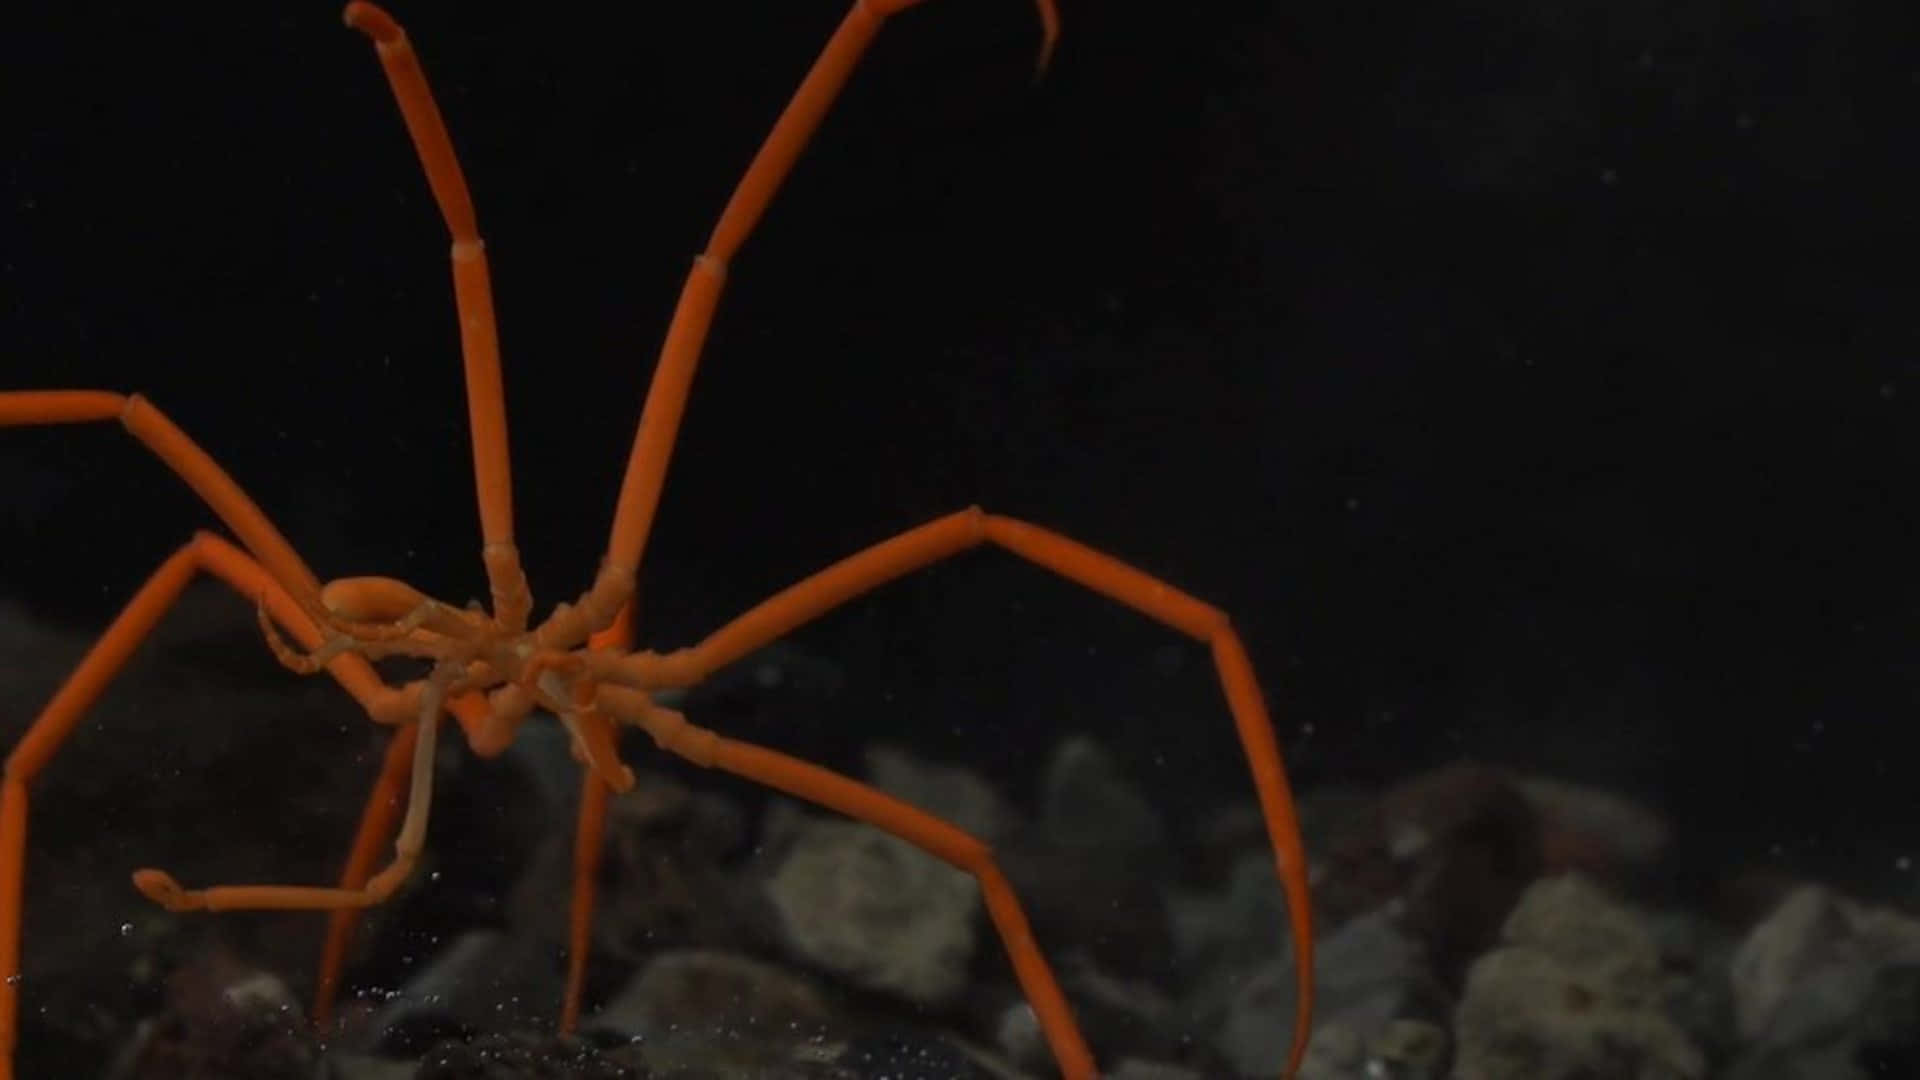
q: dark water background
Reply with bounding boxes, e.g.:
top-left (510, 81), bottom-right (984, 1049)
top-left (3, 0), bottom-right (1914, 916)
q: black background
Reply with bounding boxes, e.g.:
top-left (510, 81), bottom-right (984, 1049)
top-left (4, 0), bottom-right (1916, 901)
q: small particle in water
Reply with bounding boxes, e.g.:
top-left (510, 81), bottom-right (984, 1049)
top-left (119, 922), bottom-right (132, 937)
top-left (1897, 854), bottom-right (1913, 872)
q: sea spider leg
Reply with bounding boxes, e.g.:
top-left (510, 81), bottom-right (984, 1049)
top-left (538, 0), bottom-right (1065, 1049)
top-left (131, 679), bottom-right (450, 913)
top-left (623, 507), bottom-right (1317, 1079)
top-left (0, 532), bottom-right (425, 1079)
top-left (344, 1), bottom-right (532, 634)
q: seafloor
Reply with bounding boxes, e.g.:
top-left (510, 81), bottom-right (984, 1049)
top-left (3, 583), bottom-right (1915, 1080)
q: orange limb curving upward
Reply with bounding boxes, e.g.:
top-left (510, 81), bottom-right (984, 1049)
top-left (0, 3), bottom-right (1313, 1077)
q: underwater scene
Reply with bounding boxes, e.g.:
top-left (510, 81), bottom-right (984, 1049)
top-left (1, 0), bottom-right (1911, 1077)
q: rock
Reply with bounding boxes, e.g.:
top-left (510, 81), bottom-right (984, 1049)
top-left (587, 948), bottom-right (838, 1075)
top-left (1106, 1059), bottom-right (1205, 1080)
top-left (108, 944), bottom-right (316, 1080)
top-left (1040, 735), bottom-right (1170, 873)
top-left (324, 1051), bottom-right (417, 1080)
top-left (572, 770), bottom-right (754, 964)
top-left (1019, 954), bottom-right (1182, 1068)
top-left (1167, 850), bottom-right (1290, 978)
top-left (1452, 874), bottom-right (1705, 1080)
top-left (872, 739), bottom-right (1174, 980)
top-left (411, 1032), bottom-right (644, 1079)
top-left (345, 929), bottom-right (563, 1057)
top-left (1854, 964), bottom-right (1920, 1076)
top-left (1513, 773), bottom-right (1671, 875)
top-left (1724, 884), bottom-right (1920, 1079)
top-left (867, 744), bottom-right (1022, 845)
top-left (1320, 762), bottom-right (1544, 980)
top-left (1210, 905), bottom-right (1442, 1079)
top-left (588, 947), bottom-right (831, 1044)
top-left (759, 807), bottom-right (980, 1007)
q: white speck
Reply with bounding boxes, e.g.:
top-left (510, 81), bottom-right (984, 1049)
top-left (119, 922), bottom-right (133, 937)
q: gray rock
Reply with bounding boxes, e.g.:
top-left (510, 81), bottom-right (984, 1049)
top-left (760, 809), bottom-right (980, 1007)
top-left (1725, 884), bottom-right (1920, 1080)
top-left (1040, 735), bottom-right (1169, 871)
top-left (1213, 906), bottom-right (1440, 1079)
top-left (587, 947), bottom-right (835, 1074)
top-left (1452, 874), bottom-right (1705, 1080)
top-left (867, 743), bottom-right (1023, 845)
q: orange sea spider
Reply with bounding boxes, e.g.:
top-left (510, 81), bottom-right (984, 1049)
top-left (0, 3), bottom-right (1314, 1076)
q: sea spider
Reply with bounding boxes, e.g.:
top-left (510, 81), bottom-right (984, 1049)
top-left (0, 3), bottom-right (1314, 1076)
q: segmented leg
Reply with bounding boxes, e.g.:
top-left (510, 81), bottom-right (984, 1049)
top-left (310, 621), bottom-right (633, 1034)
top-left (313, 721), bottom-right (421, 1029)
top-left (610, 702), bottom-right (1102, 1080)
top-left (0, 392), bottom-right (325, 613)
top-left (599, 0), bottom-right (1059, 584)
top-left (557, 615), bottom-right (632, 1032)
top-left (344, 1), bottom-right (532, 633)
top-left (132, 680), bottom-right (446, 913)
top-left (541, 0), bottom-right (1063, 1042)
top-left (306, 1), bottom-right (591, 1011)
top-left (712, 742), bottom-right (1095, 1075)
top-left (0, 531), bottom-right (406, 1080)
top-left (625, 507), bottom-right (1316, 1079)
top-left (562, 760), bottom-right (616, 1032)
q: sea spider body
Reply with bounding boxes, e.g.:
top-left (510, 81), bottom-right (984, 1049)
top-left (0, 4), bottom-right (1315, 1077)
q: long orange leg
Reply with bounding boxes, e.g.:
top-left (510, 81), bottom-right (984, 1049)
top-left (0, 392), bottom-right (325, 612)
top-left (343, 1), bottom-right (531, 633)
top-left (0, 531), bottom-right (409, 1080)
top-left (317, 636), bottom-right (631, 1033)
top-left (130, 663), bottom-right (452, 913)
top-left (312, 721), bottom-right (421, 1030)
top-left (710, 742), bottom-right (1093, 1076)
top-left (0, 394), bottom-right (494, 1062)
top-left (305, 3), bottom-right (539, 1023)
top-left (599, 0), bottom-right (1059, 585)
top-left (626, 508), bottom-right (1316, 1080)
top-left (545, 0), bottom-right (1058, 1037)
top-left (561, 758), bottom-right (616, 1033)
top-left (597, 687), bottom-right (1098, 1080)
top-left (555, 612), bottom-right (633, 1033)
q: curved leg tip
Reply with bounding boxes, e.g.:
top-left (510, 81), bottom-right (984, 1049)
top-left (131, 868), bottom-right (199, 911)
top-left (343, 2), bottom-right (399, 40)
top-left (609, 764), bottom-right (636, 794)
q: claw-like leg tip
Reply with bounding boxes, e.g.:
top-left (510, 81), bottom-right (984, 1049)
top-left (343, 1), bottom-right (399, 41)
top-left (131, 868), bottom-right (196, 911)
